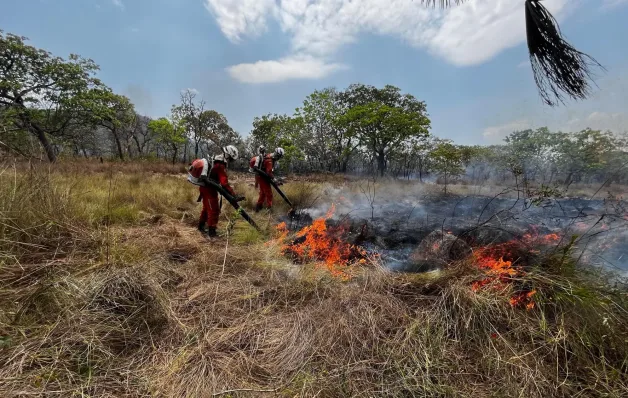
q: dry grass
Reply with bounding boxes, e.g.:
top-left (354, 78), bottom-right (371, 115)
top-left (21, 158), bottom-right (189, 175)
top-left (0, 161), bottom-right (627, 397)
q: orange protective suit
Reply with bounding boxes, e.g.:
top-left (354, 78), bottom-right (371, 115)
top-left (256, 155), bottom-right (274, 209)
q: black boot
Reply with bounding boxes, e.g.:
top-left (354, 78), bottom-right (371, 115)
top-left (254, 204), bottom-right (263, 213)
top-left (206, 227), bottom-right (217, 237)
top-left (198, 221), bottom-right (206, 233)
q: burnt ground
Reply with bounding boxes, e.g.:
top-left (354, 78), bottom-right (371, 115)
top-left (281, 194), bottom-right (628, 275)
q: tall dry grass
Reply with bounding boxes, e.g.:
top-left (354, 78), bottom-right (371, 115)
top-left (0, 161), bottom-right (626, 397)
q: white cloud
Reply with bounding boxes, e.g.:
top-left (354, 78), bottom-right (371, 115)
top-left (561, 111), bottom-right (628, 132)
top-left (582, 111), bottom-right (628, 131)
top-left (226, 55), bottom-right (348, 83)
top-left (204, 0), bottom-right (276, 42)
top-left (112, 0), bottom-right (124, 10)
top-left (181, 88), bottom-right (200, 96)
top-left (205, 0), bottom-right (571, 83)
top-left (483, 119), bottom-right (531, 143)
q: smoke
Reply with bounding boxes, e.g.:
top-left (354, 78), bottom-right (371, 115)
top-left (296, 179), bottom-right (628, 274)
top-left (303, 180), bottom-right (428, 221)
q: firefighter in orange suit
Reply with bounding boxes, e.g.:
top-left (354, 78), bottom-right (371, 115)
top-left (249, 145), bottom-right (266, 189)
top-left (188, 145), bottom-right (243, 237)
top-left (253, 147), bottom-right (284, 212)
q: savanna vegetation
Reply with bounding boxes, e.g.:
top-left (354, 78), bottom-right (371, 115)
top-left (3, 32), bottom-right (626, 189)
top-left (1, 19), bottom-right (628, 398)
top-left (1, 163), bottom-right (627, 397)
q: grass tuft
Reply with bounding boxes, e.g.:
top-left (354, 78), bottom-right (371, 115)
top-left (0, 161), bottom-right (627, 397)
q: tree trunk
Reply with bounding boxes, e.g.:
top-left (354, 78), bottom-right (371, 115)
top-left (172, 145), bottom-right (178, 165)
top-left (14, 100), bottom-right (57, 162)
top-left (111, 128), bottom-right (125, 161)
top-left (564, 171), bottom-right (574, 188)
top-left (133, 135), bottom-right (143, 155)
top-left (377, 152), bottom-right (386, 177)
top-left (25, 120), bottom-right (57, 162)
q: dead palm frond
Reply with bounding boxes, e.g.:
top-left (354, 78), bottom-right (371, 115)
top-left (423, 0), bottom-right (604, 106)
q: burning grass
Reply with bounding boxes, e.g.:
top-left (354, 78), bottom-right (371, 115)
top-left (470, 229), bottom-right (579, 310)
top-left (0, 162), bottom-right (627, 397)
top-left (275, 205), bottom-right (372, 279)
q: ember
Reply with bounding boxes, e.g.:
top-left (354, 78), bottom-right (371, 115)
top-left (278, 205), bottom-right (370, 278)
top-left (522, 228), bottom-right (562, 245)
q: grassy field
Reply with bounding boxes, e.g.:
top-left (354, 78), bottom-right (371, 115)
top-left (0, 161), bottom-right (627, 397)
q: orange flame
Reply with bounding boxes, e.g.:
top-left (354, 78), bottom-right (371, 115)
top-left (275, 222), bottom-right (288, 240)
top-left (278, 205), bottom-right (369, 279)
top-left (509, 290), bottom-right (537, 310)
top-left (470, 228), bottom-right (558, 310)
top-left (472, 248), bottom-right (518, 293)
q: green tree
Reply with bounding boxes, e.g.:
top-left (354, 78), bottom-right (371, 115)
top-left (249, 113), bottom-right (305, 170)
top-left (198, 110), bottom-right (235, 146)
top-left (296, 87), bottom-right (358, 172)
top-left (459, 145), bottom-right (496, 183)
top-left (503, 127), bottom-right (558, 182)
top-left (340, 91), bottom-right (430, 176)
top-left (429, 141), bottom-right (465, 194)
top-left (172, 90), bottom-right (201, 159)
top-left (0, 31), bottom-right (105, 162)
top-left (148, 117), bottom-right (186, 164)
top-left (338, 84), bottom-right (431, 176)
top-left (79, 89), bottom-right (135, 160)
top-left (172, 90), bottom-right (237, 161)
top-left (554, 129), bottom-right (619, 186)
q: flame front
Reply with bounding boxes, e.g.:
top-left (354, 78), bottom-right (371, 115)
top-left (471, 230), bottom-right (562, 310)
top-left (279, 205), bottom-right (369, 278)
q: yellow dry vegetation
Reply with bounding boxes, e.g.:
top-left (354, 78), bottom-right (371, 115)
top-left (0, 161), bottom-right (626, 397)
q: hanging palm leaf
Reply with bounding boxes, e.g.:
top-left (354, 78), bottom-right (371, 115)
top-left (524, 0), bottom-right (603, 106)
top-left (421, 0), bottom-right (603, 106)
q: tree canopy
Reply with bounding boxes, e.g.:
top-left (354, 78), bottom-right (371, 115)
top-left (1, 31), bottom-right (105, 161)
top-left (1, 29), bottom-right (625, 190)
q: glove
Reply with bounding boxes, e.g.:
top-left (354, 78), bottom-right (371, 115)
top-left (235, 195), bottom-right (246, 202)
top-left (199, 175), bottom-right (209, 185)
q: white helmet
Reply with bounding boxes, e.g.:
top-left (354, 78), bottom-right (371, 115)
top-left (274, 147), bottom-right (285, 158)
top-left (222, 145), bottom-right (239, 161)
top-left (258, 145), bottom-right (266, 154)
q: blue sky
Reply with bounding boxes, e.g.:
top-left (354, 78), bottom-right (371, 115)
top-left (2, 0), bottom-right (628, 144)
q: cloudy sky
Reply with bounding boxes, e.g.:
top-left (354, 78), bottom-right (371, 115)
top-left (3, 0), bottom-right (628, 144)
